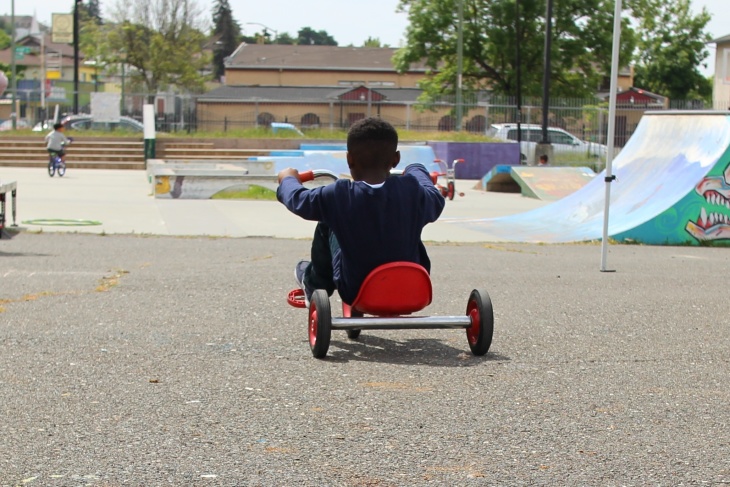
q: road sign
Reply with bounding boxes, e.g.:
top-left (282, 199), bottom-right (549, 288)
top-left (52, 14), bottom-right (74, 44)
top-left (14, 46), bottom-right (31, 60)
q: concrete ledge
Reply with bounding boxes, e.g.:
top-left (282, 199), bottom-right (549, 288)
top-left (147, 158), bottom-right (278, 199)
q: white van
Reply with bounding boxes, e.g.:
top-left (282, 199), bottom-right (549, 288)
top-left (489, 123), bottom-right (607, 164)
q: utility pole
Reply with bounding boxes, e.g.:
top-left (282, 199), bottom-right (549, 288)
top-left (73, 0), bottom-right (81, 113)
top-left (10, 0), bottom-right (17, 129)
top-left (455, 0), bottom-right (464, 131)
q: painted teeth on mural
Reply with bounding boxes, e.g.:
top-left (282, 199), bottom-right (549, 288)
top-left (700, 207), bottom-right (708, 227)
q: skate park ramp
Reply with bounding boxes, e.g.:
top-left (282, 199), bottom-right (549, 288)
top-left (453, 111), bottom-right (730, 245)
top-left (510, 166), bottom-right (595, 200)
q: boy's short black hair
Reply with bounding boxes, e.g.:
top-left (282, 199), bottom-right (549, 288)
top-left (347, 117), bottom-right (398, 169)
top-left (53, 122), bottom-right (64, 130)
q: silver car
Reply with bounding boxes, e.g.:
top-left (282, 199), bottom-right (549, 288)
top-left (489, 123), bottom-right (607, 164)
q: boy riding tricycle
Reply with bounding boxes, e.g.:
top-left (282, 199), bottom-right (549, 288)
top-left (278, 118), bottom-right (493, 359)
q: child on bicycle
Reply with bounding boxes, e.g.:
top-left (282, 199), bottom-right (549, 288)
top-left (277, 117), bottom-right (446, 306)
top-left (45, 123), bottom-right (70, 163)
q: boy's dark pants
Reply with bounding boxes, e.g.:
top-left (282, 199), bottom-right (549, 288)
top-left (305, 222), bottom-right (338, 296)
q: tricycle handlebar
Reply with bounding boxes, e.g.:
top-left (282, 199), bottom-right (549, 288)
top-left (299, 169), bottom-right (339, 183)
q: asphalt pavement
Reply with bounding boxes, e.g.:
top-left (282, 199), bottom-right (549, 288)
top-left (0, 168), bottom-right (729, 485)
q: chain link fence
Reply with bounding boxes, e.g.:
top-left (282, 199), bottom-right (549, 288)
top-left (2, 87), bottom-right (724, 151)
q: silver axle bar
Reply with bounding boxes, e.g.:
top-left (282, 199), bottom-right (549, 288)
top-left (331, 315), bottom-right (472, 331)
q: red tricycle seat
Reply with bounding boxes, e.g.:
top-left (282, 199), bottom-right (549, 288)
top-left (349, 262), bottom-right (432, 316)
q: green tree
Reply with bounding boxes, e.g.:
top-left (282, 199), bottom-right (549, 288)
top-left (297, 27), bottom-right (337, 46)
top-left (363, 36), bottom-right (385, 48)
top-left (79, 15), bottom-right (113, 87)
top-left (628, 0), bottom-right (712, 101)
top-left (76, 1), bottom-right (103, 25)
top-left (276, 32), bottom-right (296, 45)
top-left (87, 0), bottom-right (103, 25)
top-left (0, 29), bottom-right (11, 50)
top-left (211, 0), bottom-right (240, 80)
top-left (109, 0), bottom-right (210, 97)
top-left (394, 0), bottom-right (636, 100)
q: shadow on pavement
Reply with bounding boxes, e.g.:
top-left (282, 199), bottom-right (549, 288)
top-left (325, 334), bottom-right (510, 366)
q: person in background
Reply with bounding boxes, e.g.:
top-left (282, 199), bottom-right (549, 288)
top-left (538, 154), bottom-right (549, 166)
top-left (45, 123), bottom-right (71, 164)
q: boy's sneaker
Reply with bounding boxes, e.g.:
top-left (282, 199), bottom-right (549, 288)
top-left (294, 260), bottom-right (313, 307)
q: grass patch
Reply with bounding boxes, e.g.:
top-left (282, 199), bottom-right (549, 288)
top-left (211, 185), bottom-right (277, 200)
top-left (2, 125), bottom-right (500, 143)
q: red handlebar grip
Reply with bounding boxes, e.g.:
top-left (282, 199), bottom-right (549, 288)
top-left (299, 170), bottom-right (315, 182)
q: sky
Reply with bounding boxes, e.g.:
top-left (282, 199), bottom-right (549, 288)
top-left (4, 0), bottom-right (728, 74)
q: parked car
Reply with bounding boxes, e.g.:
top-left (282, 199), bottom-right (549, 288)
top-left (489, 123), bottom-right (607, 164)
top-left (58, 114), bottom-right (144, 132)
top-left (0, 119), bottom-right (32, 131)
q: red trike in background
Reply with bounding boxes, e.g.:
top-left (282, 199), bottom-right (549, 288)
top-left (287, 169), bottom-right (494, 359)
top-left (430, 158), bottom-right (466, 201)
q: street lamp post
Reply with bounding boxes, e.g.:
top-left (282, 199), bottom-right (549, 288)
top-left (245, 22), bottom-right (278, 44)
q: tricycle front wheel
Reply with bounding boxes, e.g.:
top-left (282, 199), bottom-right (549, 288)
top-left (308, 290), bottom-right (332, 358)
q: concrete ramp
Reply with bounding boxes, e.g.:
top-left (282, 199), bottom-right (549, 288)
top-left (453, 111), bottom-right (730, 245)
top-left (479, 165), bottom-right (521, 193)
top-left (511, 166), bottom-right (595, 200)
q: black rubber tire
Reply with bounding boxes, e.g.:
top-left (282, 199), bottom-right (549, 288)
top-left (309, 290), bottom-right (332, 358)
top-left (57, 162), bottom-right (66, 177)
top-left (48, 161), bottom-right (55, 177)
top-left (447, 181), bottom-right (455, 200)
top-left (465, 289), bottom-right (493, 356)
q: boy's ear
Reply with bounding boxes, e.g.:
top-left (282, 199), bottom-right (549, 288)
top-left (391, 150), bottom-right (401, 169)
top-left (346, 151), bottom-right (353, 168)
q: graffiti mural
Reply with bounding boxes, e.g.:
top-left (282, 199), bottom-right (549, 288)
top-left (686, 161), bottom-right (730, 242)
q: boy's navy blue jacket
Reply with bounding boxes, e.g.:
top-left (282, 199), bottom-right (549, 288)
top-left (277, 163), bottom-right (446, 304)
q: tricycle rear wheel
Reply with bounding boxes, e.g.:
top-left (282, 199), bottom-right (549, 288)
top-left (465, 289), bottom-right (493, 356)
top-left (346, 309), bottom-right (362, 339)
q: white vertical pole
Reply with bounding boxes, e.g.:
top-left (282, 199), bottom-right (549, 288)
top-left (600, 0), bottom-right (622, 272)
top-left (41, 33), bottom-right (46, 113)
